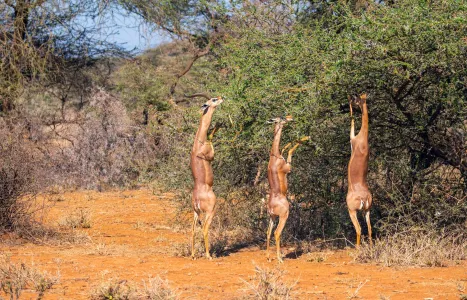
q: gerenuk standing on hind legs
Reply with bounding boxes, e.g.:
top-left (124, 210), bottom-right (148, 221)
top-left (347, 93), bottom-right (372, 248)
top-left (266, 115), bottom-right (309, 263)
top-left (188, 93), bottom-right (223, 260)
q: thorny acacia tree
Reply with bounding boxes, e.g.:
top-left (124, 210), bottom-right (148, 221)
top-left (112, 0), bottom-right (467, 242)
top-left (0, 0), bottom-right (127, 113)
top-left (117, 0), bottom-right (230, 101)
top-left (199, 0), bottom-right (467, 241)
top-left (1, 0), bottom-right (465, 244)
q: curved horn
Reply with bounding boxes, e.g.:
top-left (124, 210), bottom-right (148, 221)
top-left (184, 93), bottom-right (211, 100)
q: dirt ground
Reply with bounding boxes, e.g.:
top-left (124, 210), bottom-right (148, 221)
top-left (1, 190), bottom-right (466, 299)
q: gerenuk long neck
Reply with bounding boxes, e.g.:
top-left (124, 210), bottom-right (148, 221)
top-left (359, 102), bottom-right (369, 139)
top-left (270, 123), bottom-right (283, 156)
top-left (194, 108), bottom-right (215, 146)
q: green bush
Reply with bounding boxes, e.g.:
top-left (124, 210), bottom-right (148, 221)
top-left (164, 0), bottom-right (467, 246)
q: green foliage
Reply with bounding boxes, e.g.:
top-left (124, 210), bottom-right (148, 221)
top-left (113, 41), bottom-right (220, 118)
top-left (198, 0), bottom-right (467, 241)
top-left (117, 0), bottom-right (229, 46)
top-left (2, 0), bottom-right (467, 248)
top-left (122, 0), bottom-right (467, 245)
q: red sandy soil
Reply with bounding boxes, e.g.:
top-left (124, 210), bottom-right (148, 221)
top-left (1, 189), bottom-right (466, 299)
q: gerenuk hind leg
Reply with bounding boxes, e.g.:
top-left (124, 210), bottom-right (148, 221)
top-left (191, 211), bottom-right (199, 259)
top-left (274, 211), bottom-right (289, 263)
top-left (365, 209), bottom-right (372, 246)
top-left (266, 217), bottom-right (274, 262)
top-left (348, 209), bottom-right (361, 247)
top-left (202, 211), bottom-right (214, 259)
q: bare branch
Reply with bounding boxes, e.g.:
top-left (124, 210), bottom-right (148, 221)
top-left (169, 50), bottom-right (206, 96)
top-left (184, 93), bottom-right (211, 100)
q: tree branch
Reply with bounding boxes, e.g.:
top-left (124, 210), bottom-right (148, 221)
top-left (169, 44), bottom-right (211, 98)
top-left (391, 75), bottom-right (423, 125)
top-left (427, 103), bottom-right (443, 127)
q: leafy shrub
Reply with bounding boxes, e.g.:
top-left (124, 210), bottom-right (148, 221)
top-left (173, 0), bottom-right (467, 247)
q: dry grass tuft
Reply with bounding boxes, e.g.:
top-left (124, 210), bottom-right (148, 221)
top-left (86, 243), bottom-right (129, 257)
top-left (347, 279), bottom-right (369, 299)
top-left (141, 276), bottom-right (179, 300)
top-left (353, 228), bottom-right (467, 267)
top-left (91, 279), bottom-right (136, 300)
top-left (14, 222), bottom-right (92, 246)
top-left (58, 208), bottom-right (92, 229)
top-left (0, 256), bottom-right (59, 300)
top-left (241, 265), bottom-right (296, 299)
top-left (90, 276), bottom-right (178, 300)
top-left (305, 251), bottom-right (332, 263)
top-left (171, 241), bottom-right (195, 258)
